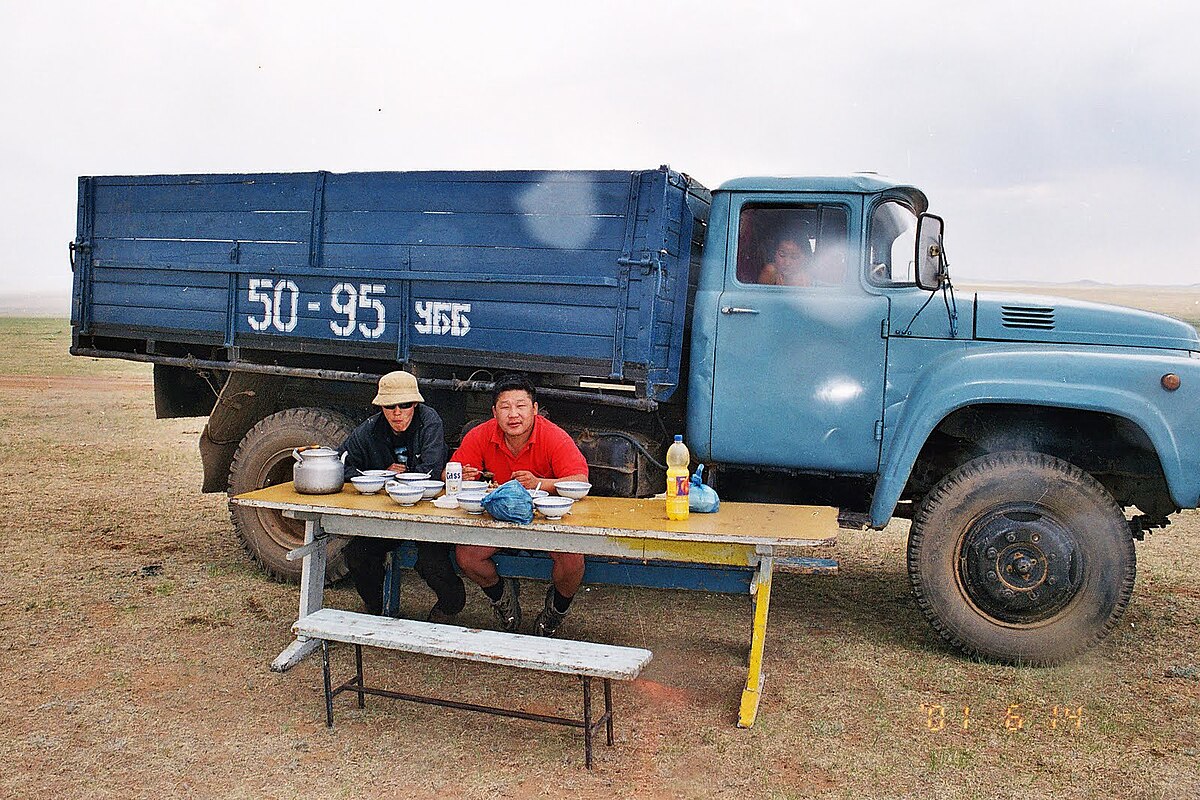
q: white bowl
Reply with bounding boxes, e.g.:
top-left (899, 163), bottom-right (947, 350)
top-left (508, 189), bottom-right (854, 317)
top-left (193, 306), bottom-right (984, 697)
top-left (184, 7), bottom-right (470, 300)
top-left (385, 484), bottom-right (425, 506)
top-left (360, 469), bottom-right (397, 479)
top-left (431, 496), bottom-right (458, 509)
top-left (460, 480), bottom-right (490, 492)
top-left (554, 481), bottom-right (592, 500)
top-left (396, 471), bottom-right (432, 482)
top-left (456, 490), bottom-right (488, 514)
top-left (526, 488), bottom-right (549, 500)
top-left (349, 475), bottom-right (388, 494)
top-left (533, 496), bottom-right (574, 519)
top-left (416, 479), bottom-right (445, 499)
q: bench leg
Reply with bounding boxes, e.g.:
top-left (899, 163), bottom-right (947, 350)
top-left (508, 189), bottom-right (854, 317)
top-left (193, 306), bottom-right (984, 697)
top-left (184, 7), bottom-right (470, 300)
top-left (355, 645), bottom-right (365, 709)
top-left (604, 679), bottom-right (614, 746)
top-left (582, 676), bottom-right (594, 769)
top-left (738, 555), bottom-right (774, 729)
top-left (322, 640), bottom-right (334, 728)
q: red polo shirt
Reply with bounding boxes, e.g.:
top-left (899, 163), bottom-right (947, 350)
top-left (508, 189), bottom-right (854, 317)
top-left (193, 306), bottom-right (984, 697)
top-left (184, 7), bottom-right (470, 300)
top-left (450, 416), bottom-right (588, 484)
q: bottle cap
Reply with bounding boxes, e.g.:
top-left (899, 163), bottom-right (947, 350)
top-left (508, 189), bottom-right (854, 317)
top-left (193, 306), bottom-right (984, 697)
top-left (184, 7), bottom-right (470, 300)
top-left (674, 434), bottom-right (683, 442)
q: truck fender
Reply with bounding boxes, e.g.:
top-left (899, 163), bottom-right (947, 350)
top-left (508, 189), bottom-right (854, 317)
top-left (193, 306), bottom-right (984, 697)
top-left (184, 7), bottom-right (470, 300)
top-left (869, 347), bottom-right (1200, 526)
top-left (200, 372), bottom-right (287, 492)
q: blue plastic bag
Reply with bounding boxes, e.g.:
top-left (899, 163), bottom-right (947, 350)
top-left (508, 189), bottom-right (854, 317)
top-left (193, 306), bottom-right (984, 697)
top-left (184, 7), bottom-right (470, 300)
top-left (689, 464), bottom-right (720, 513)
top-left (482, 479), bottom-right (534, 524)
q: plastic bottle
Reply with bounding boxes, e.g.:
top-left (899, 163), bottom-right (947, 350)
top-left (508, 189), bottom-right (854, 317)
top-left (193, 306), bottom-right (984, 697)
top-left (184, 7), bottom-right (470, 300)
top-left (666, 434), bottom-right (690, 520)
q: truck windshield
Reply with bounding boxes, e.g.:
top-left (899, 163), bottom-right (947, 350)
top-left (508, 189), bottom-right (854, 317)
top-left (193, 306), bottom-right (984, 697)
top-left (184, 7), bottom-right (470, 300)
top-left (868, 200), bottom-right (918, 285)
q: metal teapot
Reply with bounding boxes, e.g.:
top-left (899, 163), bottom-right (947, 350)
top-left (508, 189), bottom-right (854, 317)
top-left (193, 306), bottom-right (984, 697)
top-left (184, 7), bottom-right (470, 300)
top-left (292, 446), bottom-right (347, 494)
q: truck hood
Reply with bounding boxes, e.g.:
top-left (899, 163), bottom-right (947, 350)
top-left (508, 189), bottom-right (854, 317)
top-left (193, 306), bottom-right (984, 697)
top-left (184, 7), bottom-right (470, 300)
top-left (973, 292), bottom-right (1200, 351)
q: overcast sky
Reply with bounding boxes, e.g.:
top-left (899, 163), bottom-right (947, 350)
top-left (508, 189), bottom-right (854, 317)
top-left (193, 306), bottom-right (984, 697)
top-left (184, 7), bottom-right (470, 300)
top-left (2, 1), bottom-right (1197, 298)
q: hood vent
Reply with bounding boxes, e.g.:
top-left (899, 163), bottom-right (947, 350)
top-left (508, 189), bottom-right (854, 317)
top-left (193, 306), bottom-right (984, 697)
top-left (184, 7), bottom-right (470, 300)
top-left (1001, 304), bottom-right (1055, 330)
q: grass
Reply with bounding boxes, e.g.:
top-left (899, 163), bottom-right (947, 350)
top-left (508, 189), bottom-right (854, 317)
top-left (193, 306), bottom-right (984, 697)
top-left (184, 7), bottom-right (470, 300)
top-left (0, 305), bottom-right (1198, 799)
top-left (0, 317), bottom-right (149, 378)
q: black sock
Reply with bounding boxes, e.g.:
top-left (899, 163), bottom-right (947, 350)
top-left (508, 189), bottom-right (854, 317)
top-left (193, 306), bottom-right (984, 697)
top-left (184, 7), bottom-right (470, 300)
top-left (552, 587), bottom-right (573, 613)
top-left (482, 580), bottom-right (505, 603)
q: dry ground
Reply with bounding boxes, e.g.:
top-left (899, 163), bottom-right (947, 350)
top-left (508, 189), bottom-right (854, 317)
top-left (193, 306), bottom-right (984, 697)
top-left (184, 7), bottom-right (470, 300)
top-left (1, 309), bottom-right (1197, 799)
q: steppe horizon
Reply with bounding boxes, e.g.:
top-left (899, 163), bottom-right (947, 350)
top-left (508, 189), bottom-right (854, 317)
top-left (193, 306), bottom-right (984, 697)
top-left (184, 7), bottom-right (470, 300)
top-left (6, 278), bottom-right (1198, 319)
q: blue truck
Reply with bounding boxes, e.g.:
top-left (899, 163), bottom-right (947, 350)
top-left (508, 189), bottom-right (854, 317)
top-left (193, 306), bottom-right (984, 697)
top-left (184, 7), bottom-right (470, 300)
top-left (70, 166), bottom-right (1200, 665)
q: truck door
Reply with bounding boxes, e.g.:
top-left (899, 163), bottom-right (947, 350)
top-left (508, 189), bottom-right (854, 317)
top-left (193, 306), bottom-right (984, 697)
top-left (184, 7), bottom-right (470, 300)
top-left (710, 197), bottom-right (888, 473)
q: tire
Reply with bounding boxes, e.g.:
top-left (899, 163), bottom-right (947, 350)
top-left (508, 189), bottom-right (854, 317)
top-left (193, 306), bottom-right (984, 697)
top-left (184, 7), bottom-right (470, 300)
top-left (227, 407), bottom-right (358, 582)
top-left (908, 451), bottom-right (1136, 666)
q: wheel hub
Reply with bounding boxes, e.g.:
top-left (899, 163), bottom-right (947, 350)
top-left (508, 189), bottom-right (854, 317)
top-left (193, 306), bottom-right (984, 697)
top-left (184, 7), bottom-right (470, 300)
top-left (959, 507), bottom-right (1082, 624)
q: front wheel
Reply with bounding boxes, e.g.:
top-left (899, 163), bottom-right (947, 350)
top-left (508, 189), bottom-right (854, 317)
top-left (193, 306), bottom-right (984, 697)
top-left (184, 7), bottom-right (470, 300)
top-left (908, 451), bottom-right (1135, 665)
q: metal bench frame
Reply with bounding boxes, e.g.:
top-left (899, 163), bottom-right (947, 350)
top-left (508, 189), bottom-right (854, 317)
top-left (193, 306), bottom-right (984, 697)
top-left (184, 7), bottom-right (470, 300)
top-left (318, 639), bottom-right (615, 768)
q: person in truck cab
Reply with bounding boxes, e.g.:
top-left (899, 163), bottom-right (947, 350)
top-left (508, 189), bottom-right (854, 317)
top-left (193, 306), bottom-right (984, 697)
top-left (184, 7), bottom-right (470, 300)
top-left (339, 370), bottom-right (465, 623)
top-left (450, 374), bottom-right (589, 637)
top-left (756, 236), bottom-right (812, 286)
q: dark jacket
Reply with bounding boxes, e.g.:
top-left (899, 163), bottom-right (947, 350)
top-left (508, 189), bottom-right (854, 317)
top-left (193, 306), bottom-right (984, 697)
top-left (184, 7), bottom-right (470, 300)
top-left (339, 405), bottom-right (448, 480)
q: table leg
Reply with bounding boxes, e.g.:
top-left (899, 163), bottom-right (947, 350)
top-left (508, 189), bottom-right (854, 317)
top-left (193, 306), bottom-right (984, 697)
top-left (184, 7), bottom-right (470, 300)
top-left (271, 517), bottom-right (328, 672)
top-left (738, 555), bottom-right (773, 728)
top-left (298, 518), bottom-right (328, 618)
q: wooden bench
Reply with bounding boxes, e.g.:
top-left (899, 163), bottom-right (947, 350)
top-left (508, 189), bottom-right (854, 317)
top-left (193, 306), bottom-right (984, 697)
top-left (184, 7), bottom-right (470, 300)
top-left (292, 608), bottom-right (652, 768)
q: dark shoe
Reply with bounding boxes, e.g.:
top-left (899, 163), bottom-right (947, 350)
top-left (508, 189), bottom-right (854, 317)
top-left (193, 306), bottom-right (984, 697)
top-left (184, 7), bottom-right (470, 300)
top-left (534, 587), bottom-right (567, 637)
top-left (427, 605), bottom-right (457, 624)
top-left (490, 577), bottom-right (521, 632)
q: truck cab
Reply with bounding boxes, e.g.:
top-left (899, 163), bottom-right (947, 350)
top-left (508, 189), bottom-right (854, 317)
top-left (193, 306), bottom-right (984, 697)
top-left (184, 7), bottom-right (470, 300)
top-left (689, 176), bottom-right (903, 480)
top-left (688, 175), bottom-right (1200, 664)
top-left (691, 174), bottom-right (1200, 523)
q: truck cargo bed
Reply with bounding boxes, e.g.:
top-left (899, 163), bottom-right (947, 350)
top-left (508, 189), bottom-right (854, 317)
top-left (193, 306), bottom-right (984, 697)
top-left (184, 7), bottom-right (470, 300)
top-left (72, 167), bottom-right (710, 402)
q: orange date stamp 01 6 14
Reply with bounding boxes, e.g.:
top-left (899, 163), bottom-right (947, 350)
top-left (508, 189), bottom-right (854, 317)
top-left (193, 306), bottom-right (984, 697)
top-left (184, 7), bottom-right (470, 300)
top-left (921, 703), bottom-right (1085, 733)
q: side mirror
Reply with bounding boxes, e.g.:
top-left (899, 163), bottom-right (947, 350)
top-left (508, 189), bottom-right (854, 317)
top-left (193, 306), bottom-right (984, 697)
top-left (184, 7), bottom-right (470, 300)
top-left (915, 213), bottom-right (947, 291)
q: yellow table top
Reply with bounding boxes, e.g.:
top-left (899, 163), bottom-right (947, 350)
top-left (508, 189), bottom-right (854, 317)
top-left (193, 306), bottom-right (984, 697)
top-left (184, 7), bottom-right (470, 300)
top-left (233, 483), bottom-right (838, 547)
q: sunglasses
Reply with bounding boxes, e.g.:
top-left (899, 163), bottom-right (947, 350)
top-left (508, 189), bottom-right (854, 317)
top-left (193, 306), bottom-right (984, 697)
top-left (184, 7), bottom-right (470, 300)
top-left (382, 402), bottom-right (417, 410)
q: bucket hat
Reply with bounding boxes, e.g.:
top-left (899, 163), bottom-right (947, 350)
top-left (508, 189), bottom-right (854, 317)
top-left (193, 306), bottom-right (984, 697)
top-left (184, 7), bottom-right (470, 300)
top-left (372, 371), bottom-right (424, 406)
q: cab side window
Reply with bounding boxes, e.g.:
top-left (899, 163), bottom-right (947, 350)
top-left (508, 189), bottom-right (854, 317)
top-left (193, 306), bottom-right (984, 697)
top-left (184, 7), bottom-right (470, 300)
top-left (737, 205), bottom-right (850, 287)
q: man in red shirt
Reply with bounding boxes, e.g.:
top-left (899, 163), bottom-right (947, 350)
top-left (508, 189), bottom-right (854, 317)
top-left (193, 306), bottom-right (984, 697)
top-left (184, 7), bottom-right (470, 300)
top-left (450, 374), bottom-right (588, 637)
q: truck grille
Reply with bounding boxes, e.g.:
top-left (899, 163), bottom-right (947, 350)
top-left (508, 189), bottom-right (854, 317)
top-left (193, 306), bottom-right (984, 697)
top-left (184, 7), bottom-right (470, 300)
top-left (1001, 305), bottom-right (1055, 330)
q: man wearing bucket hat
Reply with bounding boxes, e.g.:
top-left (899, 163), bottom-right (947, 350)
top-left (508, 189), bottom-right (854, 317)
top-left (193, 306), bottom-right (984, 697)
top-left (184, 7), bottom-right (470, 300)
top-left (338, 370), bottom-right (465, 622)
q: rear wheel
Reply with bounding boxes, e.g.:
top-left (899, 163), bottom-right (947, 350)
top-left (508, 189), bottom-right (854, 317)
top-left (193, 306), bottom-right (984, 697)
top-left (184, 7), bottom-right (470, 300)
top-left (228, 407), bottom-right (357, 581)
top-left (908, 451), bottom-right (1136, 665)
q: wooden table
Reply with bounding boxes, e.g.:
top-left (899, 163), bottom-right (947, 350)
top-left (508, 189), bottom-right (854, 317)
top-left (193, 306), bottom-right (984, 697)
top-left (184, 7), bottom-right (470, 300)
top-left (232, 484), bottom-right (838, 727)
